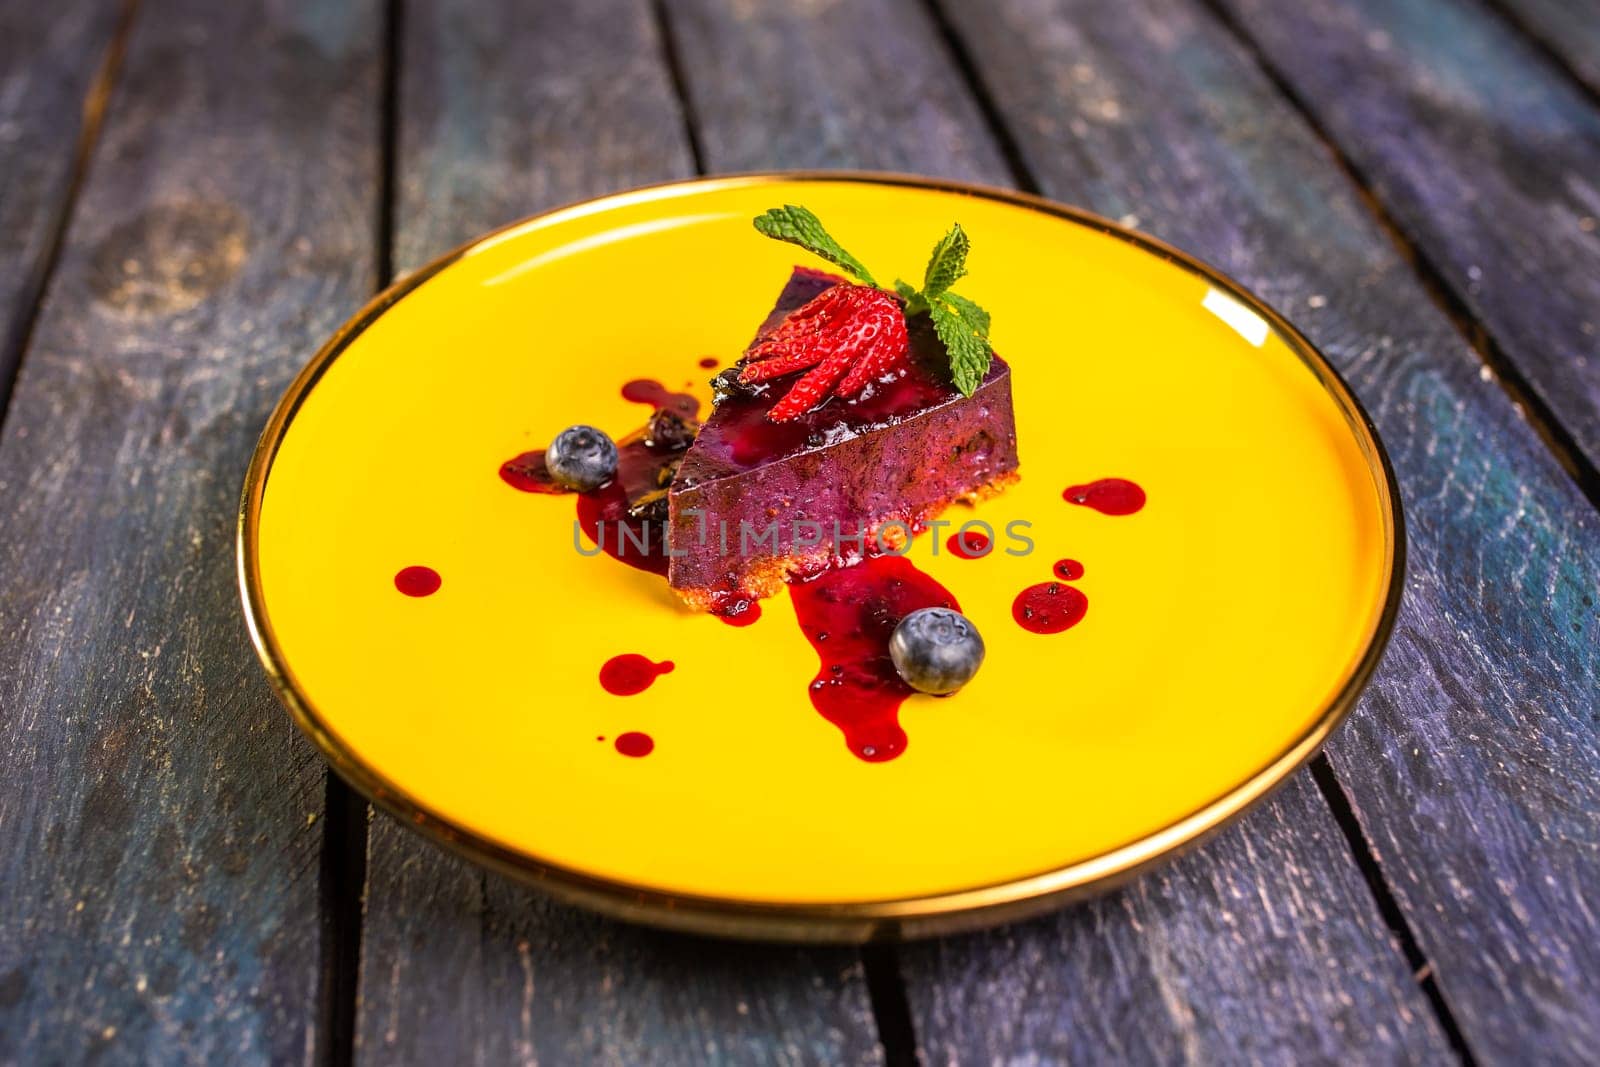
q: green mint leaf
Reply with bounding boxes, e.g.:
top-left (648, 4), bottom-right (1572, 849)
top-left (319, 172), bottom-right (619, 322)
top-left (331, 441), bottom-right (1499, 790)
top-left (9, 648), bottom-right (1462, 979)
top-left (941, 291), bottom-right (990, 336)
top-left (894, 279), bottom-right (927, 317)
top-left (928, 292), bottom-right (993, 397)
top-left (921, 223), bottom-right (969, 298)
top-left (753, 205), bottom-right (878, 286)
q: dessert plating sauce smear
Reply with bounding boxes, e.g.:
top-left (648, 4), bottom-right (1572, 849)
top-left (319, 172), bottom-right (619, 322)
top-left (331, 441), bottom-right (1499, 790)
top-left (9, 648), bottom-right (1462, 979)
top-left (1062, 477), bottom-right (1145, 515)
top-left (1012, 581), bottom-right (1089, 634)
top-left (599, 654), bottom-right (674, 695)
top-left (789, 554), bottom-right (959, 762)
top-left (393, 565), bottom-right (441, 597)
top-left (621, 378), bottom-right (699, 418)
top-left (613, 731), bottom-right (655, 757)
top-left (498, 449), bottom-right (565, 493)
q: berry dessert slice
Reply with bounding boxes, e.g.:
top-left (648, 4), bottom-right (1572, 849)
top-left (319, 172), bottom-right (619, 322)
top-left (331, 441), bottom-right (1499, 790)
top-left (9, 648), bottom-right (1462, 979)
top-left (666, 207), bottom-right (1020, 613)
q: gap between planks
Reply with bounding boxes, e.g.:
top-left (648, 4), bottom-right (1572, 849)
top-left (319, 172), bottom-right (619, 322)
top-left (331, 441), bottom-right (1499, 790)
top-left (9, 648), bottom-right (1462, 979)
top-left (1309, 756), bottom-right (1478, 1064)
top-left (1477, 0), bottom-right (1600, 108)
top-left (316, 2), bottom-right (406, 1066)
top-left (0, 0), bottom-right (140, 439)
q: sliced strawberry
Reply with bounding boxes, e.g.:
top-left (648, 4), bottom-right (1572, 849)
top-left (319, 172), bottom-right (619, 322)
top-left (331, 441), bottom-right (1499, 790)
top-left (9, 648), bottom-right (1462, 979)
top-left (738, 283), bottom-right (910, 420)
top-left (767, 348), bottom-right (855, 421)
top-left (738, 347), bottom-right (822, 382)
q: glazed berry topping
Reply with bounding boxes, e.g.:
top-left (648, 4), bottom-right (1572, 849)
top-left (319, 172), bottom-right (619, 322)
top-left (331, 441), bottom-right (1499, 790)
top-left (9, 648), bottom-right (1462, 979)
top-left (738, 284), bottom-right (911, 422)
top-left (643, 408), bottom-right (696, 453)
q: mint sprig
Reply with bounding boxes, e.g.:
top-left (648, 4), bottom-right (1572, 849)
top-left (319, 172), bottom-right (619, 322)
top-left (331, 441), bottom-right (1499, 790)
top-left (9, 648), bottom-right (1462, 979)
top-left (929, 293), bottom-right (991, 397)
top-left (753, 205), bottom-right (878, 287)
top-left (753, 208), bottom-right (995, 396)
top-left (920, 223), bottom-right (969, 301)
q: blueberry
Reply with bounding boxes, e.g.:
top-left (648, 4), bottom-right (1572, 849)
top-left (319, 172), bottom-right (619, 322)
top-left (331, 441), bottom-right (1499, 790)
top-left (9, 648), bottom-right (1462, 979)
top-left (889, 607), bottom-right (985, 695)
top-left (545, 425), bottom-right (618, 491)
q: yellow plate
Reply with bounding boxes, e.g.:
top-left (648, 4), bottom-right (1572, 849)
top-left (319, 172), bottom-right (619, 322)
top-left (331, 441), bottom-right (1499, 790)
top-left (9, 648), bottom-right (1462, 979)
top-left (239, 174), bottom-right (1401, 941)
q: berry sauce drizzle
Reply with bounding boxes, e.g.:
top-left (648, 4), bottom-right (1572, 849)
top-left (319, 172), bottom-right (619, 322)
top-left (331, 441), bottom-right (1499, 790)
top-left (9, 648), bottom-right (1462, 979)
top-left (498, 449), bottom-right (566, 494)
top-left (574, 431), bottom-right (676, 577)
top-left (789, 554), bottom-right (958, 762)
top-left (945, 530), bottom-right (991, 559)
top-left (599, 654), bottom-right (674, 695)
top-left (1063, 478), bottom-right (1146, 515)
top-left (1053, 559), bottom-right (1084, 581)
top-left (698, 356), bottom-right (719, 369)
top-left (622, 378), bottom-right (699, 418)
top-left (714, 599), bottom-right (762, 626)
top-left (394, 566), bottom-right (441, 597)
top-left (614, 731), bottom-right (654, 757)
top-left (1013, 581), bottom-right (1088, 634)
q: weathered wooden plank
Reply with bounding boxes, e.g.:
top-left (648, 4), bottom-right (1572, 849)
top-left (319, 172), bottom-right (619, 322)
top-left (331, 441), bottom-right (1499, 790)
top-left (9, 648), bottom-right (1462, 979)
top-left (934, 0), bottom-right (1600, 1060)
top-left (0, 1), bottom-right (381, 1062)
top-left (660, 0), bottom-right (1007, 182)
top-left (360, 846), bottom-right (882, 1065)
top-left (1221, 0), bottom-right (1600, 478)
top-left (0, 0), bottom-right (123, 405)
top-left (1494, 0), bottom-right (1600, 96)
top-left (904, 776), bottom-right (1450, 1064)
top-left (355, 3), bottom-right (880, 1063)
top-left (664, 0), bottom-right (1451, 1060)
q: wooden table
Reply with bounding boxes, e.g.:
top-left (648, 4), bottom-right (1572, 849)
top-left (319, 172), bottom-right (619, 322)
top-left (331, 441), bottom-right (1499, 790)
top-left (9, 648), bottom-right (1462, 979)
top-left (2, 1), bottom-right (1597, 1062)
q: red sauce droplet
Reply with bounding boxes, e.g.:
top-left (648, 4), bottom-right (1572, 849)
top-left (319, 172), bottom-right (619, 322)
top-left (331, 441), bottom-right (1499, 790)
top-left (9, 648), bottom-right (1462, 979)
top-left (789, 554), bottom-right (958, 762)
top-left (614, 731), bottom-right (654, 757)
top-left (698, 356), bottom-right (719, 369)
top-left (621, 378), bottom-right (699, 419)
top-left (1063, 478), bottom-right (1145, 515)
top-left (1012, 582), bottom-right (1088, 634)
top-left (714, 599), bottom-right (762, 626)
top-left (599, 654), bottom-right (674, 695)
top-left (394, 566), bottom-right (441, 597)
top-left (1053, 559), bottom-right (1085, 581)
top-left (945, 530), bottom-right (992, 559)
top-left (499, 449), bottom-right (567, 494)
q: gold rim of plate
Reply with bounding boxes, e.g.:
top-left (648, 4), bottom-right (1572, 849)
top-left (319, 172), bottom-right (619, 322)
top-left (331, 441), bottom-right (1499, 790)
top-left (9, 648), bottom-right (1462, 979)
top-left (237, 172), bottom-right (1405, 943)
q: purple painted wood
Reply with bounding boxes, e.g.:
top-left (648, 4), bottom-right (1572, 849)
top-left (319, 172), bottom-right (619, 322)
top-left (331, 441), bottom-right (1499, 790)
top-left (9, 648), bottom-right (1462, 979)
top-left (0, 0), bottom-right (382, 1061)
top-left (355, 3), bottom-right (882, 1062)
top-left (934, 0), bottom-right (1600, 1060)
top-left (1220, 0), bottom-right (1600, 480)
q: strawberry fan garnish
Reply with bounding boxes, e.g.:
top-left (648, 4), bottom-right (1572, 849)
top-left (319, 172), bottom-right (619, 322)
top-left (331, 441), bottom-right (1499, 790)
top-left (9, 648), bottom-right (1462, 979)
top-left (739, 284), bottom-right (910, 421)
top-left (744, 206), bottom-right (995, 422)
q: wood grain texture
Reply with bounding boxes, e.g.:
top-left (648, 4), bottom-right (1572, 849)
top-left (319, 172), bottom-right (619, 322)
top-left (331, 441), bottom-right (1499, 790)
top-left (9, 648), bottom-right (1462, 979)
top-left (0, 1), bottom-right (381, 1062)
top-left (1493, 0), bottom-right (1600, 95)
top-left (937, 0), bottom-right (1600, 1060)
top-left (0, 0), bottom-right (122, 399)
top-left (359, 843), bottom-right (882, 1066)
top-left (902, 776), bottom-right (1450, 1065)
top-left (660, 0), bottom-right (1008, 181)
top-left (1220, 0), bottom-right (1600, 475)
top-left (356, 3), bottom-right (881, 1063)
top-left (665, 0), bottom-right (1450, 1060)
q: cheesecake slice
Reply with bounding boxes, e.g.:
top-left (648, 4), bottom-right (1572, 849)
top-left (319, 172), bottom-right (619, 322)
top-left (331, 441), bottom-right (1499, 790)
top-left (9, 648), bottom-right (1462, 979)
top-left (666, 267), bottom-right (1019, 612)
